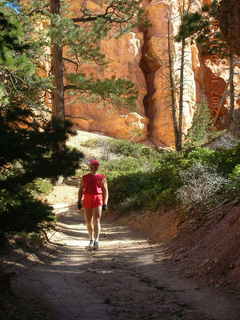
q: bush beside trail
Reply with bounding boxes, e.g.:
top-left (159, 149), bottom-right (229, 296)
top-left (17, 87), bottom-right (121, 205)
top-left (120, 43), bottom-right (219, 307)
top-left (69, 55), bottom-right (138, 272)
top-left (76, 138), bottom-right (240, 215)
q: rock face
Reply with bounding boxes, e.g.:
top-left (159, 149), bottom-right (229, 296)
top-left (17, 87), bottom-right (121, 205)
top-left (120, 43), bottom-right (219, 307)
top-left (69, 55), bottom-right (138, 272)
top-left (140, 1), bottom-right (176, 146)
top-left (65, 0), bottom-right (147, 142)
top-left (219, 0), bottom-right (240, 55)
top-left (65, 30), bottom-right (148, 141)
top-left (64, 0), bottom-right (238, 147)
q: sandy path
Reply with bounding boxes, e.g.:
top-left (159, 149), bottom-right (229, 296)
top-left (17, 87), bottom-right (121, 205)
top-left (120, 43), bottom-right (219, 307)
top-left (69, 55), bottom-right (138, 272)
top-left (14, 205), bottom-right (240, 320)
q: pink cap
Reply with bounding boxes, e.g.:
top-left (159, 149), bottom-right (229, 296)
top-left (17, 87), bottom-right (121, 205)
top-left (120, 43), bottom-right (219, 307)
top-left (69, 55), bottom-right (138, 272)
top-left (89, 159), bottom-right (100, 166)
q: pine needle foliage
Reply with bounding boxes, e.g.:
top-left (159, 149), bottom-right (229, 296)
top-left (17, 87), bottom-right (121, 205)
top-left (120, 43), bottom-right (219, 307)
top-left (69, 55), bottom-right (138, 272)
top-left (20, 0), bottom-right (147, 120)
top-left (184, 104), bottom-right (214, 148)
top-left (0, 3), bottom-right (83, 240)
top-left (176, 0), bottom-right (227, 57)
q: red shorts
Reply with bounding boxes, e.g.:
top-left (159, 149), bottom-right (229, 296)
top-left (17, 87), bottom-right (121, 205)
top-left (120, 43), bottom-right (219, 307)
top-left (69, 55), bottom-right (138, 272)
top-left (83, 194), bottom-right (103, 209)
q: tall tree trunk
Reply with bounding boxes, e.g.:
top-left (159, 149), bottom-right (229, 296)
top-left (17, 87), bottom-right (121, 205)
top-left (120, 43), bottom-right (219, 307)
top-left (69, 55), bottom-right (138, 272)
top-left (177, 37), bottom-right (186, 151)
top-left (213, 81), bottom-right (230, 125)
top-left (50, 0), bottom-right (65, 186)
top-left (176, 0), bottom-right (189, 151)
top-left (167, 16), bottom-right (180, 150)
top-left (228, 50), bottom-right (235, 127)
top-left (50, 0), bottom-right (65, 124)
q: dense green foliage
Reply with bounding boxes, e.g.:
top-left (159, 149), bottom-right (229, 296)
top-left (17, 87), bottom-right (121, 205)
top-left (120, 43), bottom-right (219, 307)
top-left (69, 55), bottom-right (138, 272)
top-left (66, 75), bottom-right (138, 109)
top-left (0, 1), bottom-right (26, 62)
top-left (108, 139), bottom-right (160, 158)
top-left (184, 104), bottom-right (214, 148)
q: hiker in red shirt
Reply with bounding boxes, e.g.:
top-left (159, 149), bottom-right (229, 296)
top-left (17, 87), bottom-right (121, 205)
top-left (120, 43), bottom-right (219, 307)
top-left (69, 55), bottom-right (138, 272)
top-left (78, 159), bottom-right (108, 250)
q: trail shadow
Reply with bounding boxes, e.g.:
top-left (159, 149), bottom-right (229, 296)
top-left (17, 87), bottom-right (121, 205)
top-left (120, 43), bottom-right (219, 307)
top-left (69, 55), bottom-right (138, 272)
top-left (12, 209), bottom-right (240, 320)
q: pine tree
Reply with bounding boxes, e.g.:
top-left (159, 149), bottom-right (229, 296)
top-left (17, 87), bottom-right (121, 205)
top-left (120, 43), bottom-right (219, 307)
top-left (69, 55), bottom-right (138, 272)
top-left (21, 0), bottom-right (144, 124)
top-left (176, 0), bottom-right (237, 130)
top-left (0, 2), bottom-right (83, 240)
top-left (168, 0), bottom-right (193, 151)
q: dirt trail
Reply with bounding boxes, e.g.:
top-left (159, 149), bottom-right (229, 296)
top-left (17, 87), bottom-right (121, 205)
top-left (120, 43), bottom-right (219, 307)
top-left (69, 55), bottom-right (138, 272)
top-left (13, 205), bottom-right (240, 320)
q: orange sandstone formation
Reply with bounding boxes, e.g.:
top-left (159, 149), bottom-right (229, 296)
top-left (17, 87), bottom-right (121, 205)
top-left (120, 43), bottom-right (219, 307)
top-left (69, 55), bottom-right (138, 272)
top-left (64, 0), bottom-right (237, 147)
top-left (25, 0), bottom-right (237, 147)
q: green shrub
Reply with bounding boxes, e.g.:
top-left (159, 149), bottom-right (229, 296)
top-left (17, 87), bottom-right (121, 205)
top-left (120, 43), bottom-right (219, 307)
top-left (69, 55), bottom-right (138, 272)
top-left (185, 147), bottom-right (215, 163)
top-left (177, 162), bottom-right (229, 211)
top-left (26, 178), bottom-right (53, 197)
top-left (184, 104), bottom-right (216, 148)
top-left (210, 145), bottom-right (240, 176)
top-left (0, 189), bottom-right (55, 235)
top-left (222, 164), bottom-right (240, 199)
top-left (80, 138), bottom-right (101, 148)
top-left (76, 139), bottom-right (240, 214)
top-left (105, 145), bottom-right (240, 213)
top-left (185, 145), bottom-right (240, 176)
top-left (108, 139), bottom-right (159, 159)
top-left (229, 164), bottom-right (240, 180)
top-left (106, 155), bottom-right (182, 212)
top-left (108, 139), bottom-right (141, 156)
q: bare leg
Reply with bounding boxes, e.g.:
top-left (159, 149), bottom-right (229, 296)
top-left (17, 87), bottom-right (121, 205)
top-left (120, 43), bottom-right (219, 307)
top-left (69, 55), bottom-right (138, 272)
top-left (93, 206), bottom-right (102, 241)
top-left (84, 208), bottom-right (94, 240)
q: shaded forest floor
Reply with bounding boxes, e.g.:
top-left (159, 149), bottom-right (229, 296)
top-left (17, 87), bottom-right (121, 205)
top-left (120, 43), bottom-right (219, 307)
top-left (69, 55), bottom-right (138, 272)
top-left (2, 184), bottom-right (240, 320)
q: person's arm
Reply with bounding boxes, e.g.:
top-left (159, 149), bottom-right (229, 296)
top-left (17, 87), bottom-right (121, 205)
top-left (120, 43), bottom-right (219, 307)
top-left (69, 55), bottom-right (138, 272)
top-left (102, 177), bottom-right (109, 209)
top-left (78, 179), bottom-right (84, 209)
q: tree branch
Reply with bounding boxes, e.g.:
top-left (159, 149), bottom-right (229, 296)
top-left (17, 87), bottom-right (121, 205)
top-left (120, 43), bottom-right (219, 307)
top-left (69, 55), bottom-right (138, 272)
top-left (63, 57), bottom-right (79, 72)
top-left (64, 85), bottom-right (84, 91)
top-left (72, 6), bottom-right (134, 24)
top-left (24, 4), bottom-right (50, 17)
top-left (73, 15), bottom-right (131, 23)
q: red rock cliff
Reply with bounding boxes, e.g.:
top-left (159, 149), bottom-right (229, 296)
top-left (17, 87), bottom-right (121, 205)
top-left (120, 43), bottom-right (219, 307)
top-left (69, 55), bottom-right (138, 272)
top-left (64, 1), bottom-right (239, 146)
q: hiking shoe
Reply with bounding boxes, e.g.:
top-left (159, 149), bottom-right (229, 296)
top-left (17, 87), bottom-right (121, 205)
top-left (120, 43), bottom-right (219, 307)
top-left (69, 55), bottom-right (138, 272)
top-left (88, 240), bottom-right (94, 250)
top-left (93, 240), bottom-right (99, 250)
